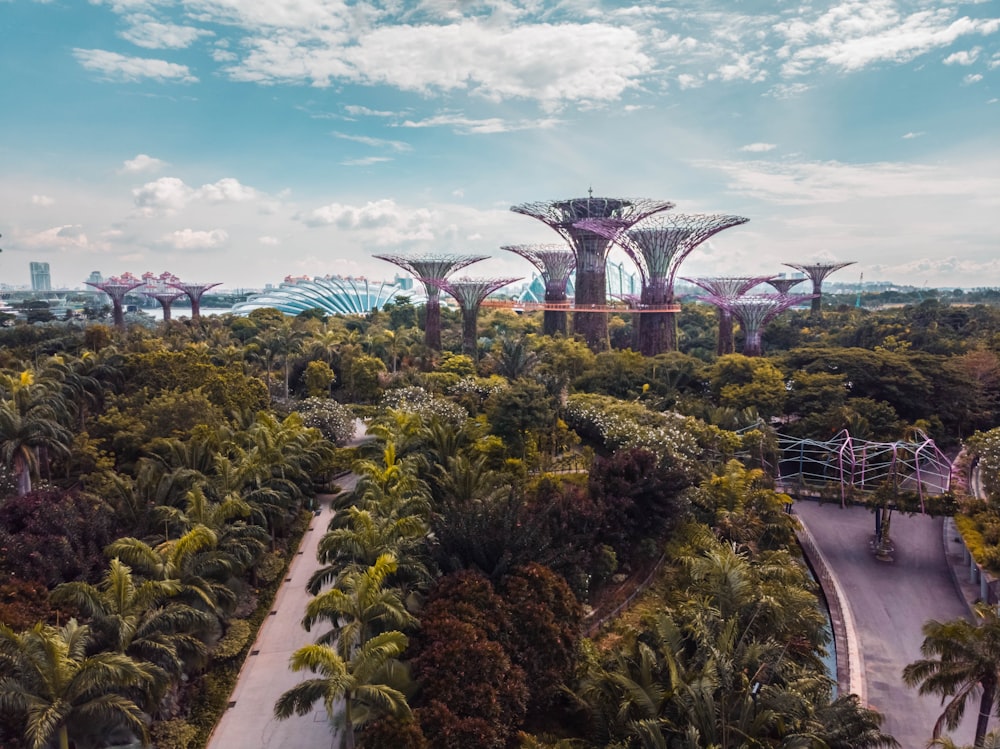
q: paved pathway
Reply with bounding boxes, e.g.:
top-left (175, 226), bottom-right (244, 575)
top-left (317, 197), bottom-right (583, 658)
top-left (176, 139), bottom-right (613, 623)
top-left (207, 478), bottom-right (358, 749)
top-left (795, 501), bottom-right (982, 747)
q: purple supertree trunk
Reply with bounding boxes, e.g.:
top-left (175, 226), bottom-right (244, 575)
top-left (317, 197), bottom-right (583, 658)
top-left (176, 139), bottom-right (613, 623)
top-left (511, 197), bottom-right (673, 351)
top-left (683, 276), bottom-right (772, 356)
top-left (374, 254), bottom-right (488, 351)
top-left (502, 244), bottom-right (574, 336)
top-left (148, 291), bottom-right (185, 322)
top-left (703, 293), bottom-right (815, 356)
top-left (85, 280), bottom-right (144, 331)
top-left (578, 212), bottom-right (748, 356)
top-left (427, 277), bottom-right (520, 359)
top-left (168, 282), bottom-right (221, 320)
top-left (782, 262), bottom-right (855, 317)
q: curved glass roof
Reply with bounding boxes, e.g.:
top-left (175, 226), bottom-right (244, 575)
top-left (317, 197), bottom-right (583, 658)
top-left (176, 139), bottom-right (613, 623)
top-left (232, 275), bottom-right (425, 317)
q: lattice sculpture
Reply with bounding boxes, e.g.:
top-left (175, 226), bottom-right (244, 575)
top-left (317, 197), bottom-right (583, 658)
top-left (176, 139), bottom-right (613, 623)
top-left (782, 262), bottom-right (854, 317)
top-left (682, 276), bottom-right (773, 355)
top-left (168, 282), bottom-right (222, 320)
top-left (374, 254), bottom-right (488, 350)
top-left (702, 293), bottom-right (814, 356)
top-left (510, 196), bottom-right (673, 350)
top-left (502, 244), bottom-right (575, 336)
top-left (579, 213), bottom-right (749, 355)
top-left (85, 277), bottom-right (144, 330)
top-left (426, 277), bottom-right (520, 358)
top-left (765, 277), bottom-right (805, 295)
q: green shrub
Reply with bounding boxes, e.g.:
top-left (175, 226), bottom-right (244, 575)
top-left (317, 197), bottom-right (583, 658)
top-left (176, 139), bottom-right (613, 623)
top-left (151, 719), bottom-right (198, 749)
top-left (213, 619), bottom-right (252, 661)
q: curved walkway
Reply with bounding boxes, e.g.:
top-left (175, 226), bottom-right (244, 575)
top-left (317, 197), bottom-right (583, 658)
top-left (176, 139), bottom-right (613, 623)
top-left (795, 501), bottom-right (981, 746)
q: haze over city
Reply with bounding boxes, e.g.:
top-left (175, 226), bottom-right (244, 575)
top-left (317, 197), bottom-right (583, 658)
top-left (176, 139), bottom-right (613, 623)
top-left (1, 0), bottom-right (998, 290)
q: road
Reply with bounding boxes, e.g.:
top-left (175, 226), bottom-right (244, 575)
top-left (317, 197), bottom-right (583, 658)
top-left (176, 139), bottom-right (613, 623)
top-left (795, 501), bottom-right (981, 747)
top-left (206, 476), bottom-right (357, 749)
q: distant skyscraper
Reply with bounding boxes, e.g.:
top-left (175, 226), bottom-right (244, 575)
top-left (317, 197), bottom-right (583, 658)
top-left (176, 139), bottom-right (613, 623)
top-left (30, 262), bottom-right (51, 291)
top-left (87, 271), bottom-right (103, 286)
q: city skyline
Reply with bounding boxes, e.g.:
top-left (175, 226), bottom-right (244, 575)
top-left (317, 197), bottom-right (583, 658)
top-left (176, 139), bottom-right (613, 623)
top-left (1, 0), bottom-right (998, 290)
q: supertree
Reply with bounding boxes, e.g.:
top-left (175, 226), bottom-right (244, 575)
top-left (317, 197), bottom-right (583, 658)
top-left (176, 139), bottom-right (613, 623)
top-left (146, 290), bottom-right (186, 322)
top-left (578, 213), bottom-right (749, 355)
top-left (426, 277), bottom-right (519, 359)
top-left (765, 277), bottom-right (805, 295)
top-left (702, 293), bottom-right (814, 356)
top-left (168, 281), bottom-right (222, 320)
top-left (85, 275), bottom-right (144, 330)
top-left (502, 244), bottom-right (575, 336)
top-left (374, 254), bottom-right (488, 350)
top-left (682, 276), bottom-right (772, 355)
top-left (510, 195), bottom-right (674, 350)
top-left (782, 262), bottom-right (855, 317)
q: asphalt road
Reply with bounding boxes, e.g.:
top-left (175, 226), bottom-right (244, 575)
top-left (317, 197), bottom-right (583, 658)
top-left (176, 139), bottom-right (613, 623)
top-left (795, 501), bottom-right (981, 747)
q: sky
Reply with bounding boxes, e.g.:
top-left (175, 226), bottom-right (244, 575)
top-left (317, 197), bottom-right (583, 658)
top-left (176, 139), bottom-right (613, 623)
top-left (1, 0), bottom-right (998, 292)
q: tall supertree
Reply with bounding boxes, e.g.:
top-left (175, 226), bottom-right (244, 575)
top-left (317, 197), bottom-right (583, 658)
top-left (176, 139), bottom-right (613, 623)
top-left (168, 281), bottom-right (222, 320)
top-left (502, 244), bottom-right (575, 336)
top-left (782, 262), bottom-right (854, 317)
top-left (511, 195), bottom-right (674, 350)
top-left (683, 276), bottom-right (772, 355)
top-left (427, 277), bottom-right (519, 359)
top-left (85, 275), bottom-right (144, 331)
top-left (578, 213), bottom-right (749, 355)
top-left (374, 254), bottom-right (488, 350)
top-left (765, 277), bottom-right (805, 295)
top-left (702, 293), bottom-right (814, 356)
top-left (147, 290), bottom-right (186, 322)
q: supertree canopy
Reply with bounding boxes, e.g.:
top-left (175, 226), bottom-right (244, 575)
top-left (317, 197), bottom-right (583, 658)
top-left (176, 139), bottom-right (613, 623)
top-left (578, 213), bottom-right (749, 355)
top-left (374, 253), bottom-right (487, 351)
top-left (682, 276), bottom-right (773, 355)
top-left (147, 290), bottom-right (186, 322)
top-left (510, 195), bottom-right (673, 350)
top-left (427, 277), bottom-right (519, 359)
top-left (702, 293), bottom-right (814, 356)
top-left (85, 274), bottom-right (144, 330)
top-left (782, 262), bottom-right (855, 316)
top-left (502, 244), bottom-right (575, 336)
top-left (766, 277), bottom-right (806, 295)
top-left (168, 281), bottom-right (222, 320)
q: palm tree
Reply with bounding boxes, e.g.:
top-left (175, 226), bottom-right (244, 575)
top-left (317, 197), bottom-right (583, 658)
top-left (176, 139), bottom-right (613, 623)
top-left (903, 603), bottom-right (1000, 747)
top-left (0, 369), bottom-right (73, 495)
top-left (0, 619), bottom-right (153, 749)
top-left (51, 558), bottom-right (214, 692)
top-left (303, 555), bottom-right (416, 660)
top-left (274, 630), bottom-right (411, 749)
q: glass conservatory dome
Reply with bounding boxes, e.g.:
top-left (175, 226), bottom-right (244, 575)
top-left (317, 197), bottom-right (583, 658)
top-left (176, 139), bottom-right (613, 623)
top-left (232, 275), bottom-right (425, 317)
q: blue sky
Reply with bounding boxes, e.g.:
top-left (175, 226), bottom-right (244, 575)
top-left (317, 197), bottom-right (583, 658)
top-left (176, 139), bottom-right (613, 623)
top-left (1, 0), bottom-right (997, 290)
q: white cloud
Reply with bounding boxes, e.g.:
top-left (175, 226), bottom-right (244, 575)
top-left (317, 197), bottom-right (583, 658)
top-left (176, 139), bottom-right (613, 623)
top-left (964, 73), bottom-right (984, 84)
top-left (340, 157), bottom-right (393, 166)
top-left (398, 113), bottom-right (561, 134)
top-left (943, 47), bottom-right (981, 65)
top-left (73, 48), bottom-right (198, 83)
top-left (120, 153), bottom-right (167, 174)
top-left (31, 195), bottom-right (55, 207)
top-left (332, 132), bottom-right (411, 151)
top-left (258, 235), bottom-right (280, 245)
top-left (161, 228), bottom-right (230, 249)
top-left (991, 53), bottom-right (1000, 70)
top-left (132, 177), bottom-right (260, 214)
top-left (224, 21), bottom-right (652, 108)
top-left (902, 131), bottom-right (925, 139)
top-left (120, 14), bottom-right (214, 49)
top-left (19, 225), bottom-right (104, 252)
top-left (740, 143), bottom-right (777, 153)
top-left (344, 105), bottom-right (399, 117)
top-left (774, 2), bottom-right (1000, 76)
top-left (299, 198), bottom-right (439, 244)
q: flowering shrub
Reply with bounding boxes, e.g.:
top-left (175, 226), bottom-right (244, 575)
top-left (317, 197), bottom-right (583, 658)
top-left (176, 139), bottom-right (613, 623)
top-left (564, 393), bottom-right (705, 475)
top-left (288, 397), bottom-right (357, 445)
top-left (382, 386), bottom-right (468, 428)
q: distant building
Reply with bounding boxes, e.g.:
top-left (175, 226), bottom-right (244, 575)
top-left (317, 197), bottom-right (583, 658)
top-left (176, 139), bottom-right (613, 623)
top-left (86, 271), bottom-right (104, 286)
top-left (30, 262), bottom-right (51, 292)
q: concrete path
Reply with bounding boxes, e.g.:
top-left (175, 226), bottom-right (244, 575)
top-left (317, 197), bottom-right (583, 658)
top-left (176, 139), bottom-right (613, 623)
top-left (795, 501), bottom-right (982, 747)
top-left (207, 476), bottom-right (358, 749)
